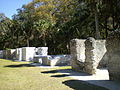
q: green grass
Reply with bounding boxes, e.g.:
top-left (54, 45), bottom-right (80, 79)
top-left (0, 59), bottom-right (108, 90)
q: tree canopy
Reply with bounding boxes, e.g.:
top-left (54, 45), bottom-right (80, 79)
top-left (0, 0), bottom-right (120, 54)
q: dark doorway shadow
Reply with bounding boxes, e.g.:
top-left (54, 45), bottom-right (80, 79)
top-left (51, 74), bottom-right (70, 78)
top-left (62, 80), bottom-right (109, 90)
top-left (4, 64), bottom-right (35, 68)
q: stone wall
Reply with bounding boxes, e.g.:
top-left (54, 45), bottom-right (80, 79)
top-left (46, 55), bottom-right (71, 66)
top-left (84, 37), bottom-right (97, 74)
top-left (33, 55), bottom-right (71, 66)
top-left (96, 40), bottom-right (108, 68)
top-left (22, 47), bottom-right (36, 61)
top-left (2, 49), bottom-right (16, 60)
top-left (1, 47), bottom-right (48, 61)
top-left (0, 50), bottom-right (3, 58)
top-left (16, 48), bottom-right (22, 61)
top-left (8, 49), bottom-right (16, 60)
top-left (36, 47), bottom-right (48, 56)
top-left (3, 50), bottom-right (7, 59)
top-left (106, 30), bottom-right (120, 81)
top-left (70, 37), bottom-right (107, 74)
top-left (70, 39), bottom-right (85, 72)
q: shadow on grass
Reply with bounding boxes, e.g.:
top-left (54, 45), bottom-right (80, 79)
top-left (62, 80), bottom-right (109, 90)
top-left (51, 74), bottom-right (70, 78)
top-left (41, 69), bottom-right (72, 74)
top-left (41, 70), bottom-right (58, 74)
top-left (41, 69), bottom-right (90, 76)
top-left (4, 64), bottom-right (35, 68)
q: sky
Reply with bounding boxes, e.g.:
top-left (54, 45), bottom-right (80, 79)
top-left (0, 0), bottom-right (32, 19)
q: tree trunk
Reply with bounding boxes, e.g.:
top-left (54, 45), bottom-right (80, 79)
top-left (43, 37), bottom-right (47, 46)
top-left (94, 4), bottom-right (101, 39)
top-left (105, 17), bottom-right (108, 38)
top-left (27, 38), bottom-right (29, 47)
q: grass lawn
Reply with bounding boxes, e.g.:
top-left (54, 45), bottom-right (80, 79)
top-left (0, 59), bottom-right (108, 90)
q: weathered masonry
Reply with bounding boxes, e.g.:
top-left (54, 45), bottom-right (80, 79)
top-left (70, 30), bottom-right (120, 81)
top-left (70, 37), bottom-right (107, 74)
top-left (0, 47), bottom-right (71, 66)
top-left (106, 30), bottom-right (120, 81)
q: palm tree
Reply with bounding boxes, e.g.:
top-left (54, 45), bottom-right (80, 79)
top-left (83, 0), bottom-right (101, 39)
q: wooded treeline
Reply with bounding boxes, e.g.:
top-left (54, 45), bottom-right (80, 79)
top-left (0, 0), bottom-right (120, 54)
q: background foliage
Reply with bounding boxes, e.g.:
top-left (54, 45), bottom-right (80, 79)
top-left (0, 0), bottom-right (120, 54)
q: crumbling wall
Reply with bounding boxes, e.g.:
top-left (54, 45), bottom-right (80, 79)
top-left (0, 50), bottom-right (3, 58)
top-left (22, 47), bottom-right (36, 61)
top-left (47, 55), bottom-right (71, 66)
top-left (70, 38), bottom-right (107, 74)
top-left (37, 47), bottom-right (48, 56)
top-left (16, 48), bottom-right (22, 61)
top-left (84, 37), bottom-right (97, 74)
top-left (106, 30), bottom-right (120, 81)
top-left (70, 39), bottom-right (85, 72)
top-left (96, 40), bottom-right (108, 68)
